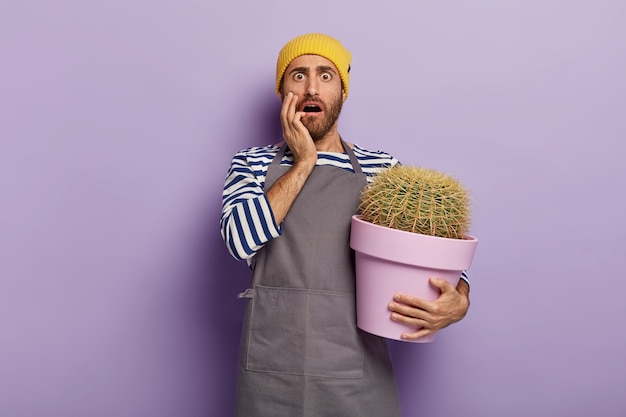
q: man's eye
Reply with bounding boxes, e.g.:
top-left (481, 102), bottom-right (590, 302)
top-left (321, 73), bottom-right (332, 81)
top-left (294, 73), bottom-right (305, 81)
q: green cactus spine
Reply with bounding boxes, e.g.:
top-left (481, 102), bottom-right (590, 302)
top-left (358, 165), bottom-right (471, 239)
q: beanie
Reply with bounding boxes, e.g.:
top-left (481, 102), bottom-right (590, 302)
top-left (276, 33), bottom-right (352, 98)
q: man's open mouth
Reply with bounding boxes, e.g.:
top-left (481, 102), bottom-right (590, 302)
top-left (303, 104), bottom-right (322, 113)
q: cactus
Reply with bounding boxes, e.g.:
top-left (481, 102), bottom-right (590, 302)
top-left (358, 165), bottom-right (471, 239)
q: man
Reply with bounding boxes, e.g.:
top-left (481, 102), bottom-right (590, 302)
top-left (221, 33), bottom-right (470, 417)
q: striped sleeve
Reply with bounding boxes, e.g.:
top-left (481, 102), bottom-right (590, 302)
top-left (220, 149), bottom-right (282, 260)
top-left (460, 270), bottom-right (470, 286)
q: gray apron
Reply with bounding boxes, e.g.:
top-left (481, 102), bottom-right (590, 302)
top-left (236, 141), bottom-right (400, 417)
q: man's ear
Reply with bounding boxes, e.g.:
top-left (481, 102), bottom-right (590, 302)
top-left (278, 78), bottom-right (286, 99)
top-left (342, 90), bottom-right (347, 102)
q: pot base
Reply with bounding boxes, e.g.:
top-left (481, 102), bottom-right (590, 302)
top-left (355, 252), bottom-right (462, 343)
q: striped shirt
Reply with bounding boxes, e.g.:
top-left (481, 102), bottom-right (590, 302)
top-left (220, 143), bottom-right (469, 284)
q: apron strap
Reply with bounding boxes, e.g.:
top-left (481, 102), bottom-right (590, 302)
top-left (342, 139), bottom-right (363, 175)
top-left (271, 143), bottom-right (288, 167)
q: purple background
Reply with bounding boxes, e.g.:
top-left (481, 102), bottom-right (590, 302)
top-left (2, 1), bottom-right (625, 416)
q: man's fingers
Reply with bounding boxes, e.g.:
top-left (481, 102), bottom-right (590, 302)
top-left (280, 92), bottom-right (291, 119)
top-left (280, 92), bottom-right (297, 124)
top-left (389, 312), bottom-right (435, 341)
top-left (400, 328), bottom-right (435, 341)
top-left (429, 277), bottom-right (454, 293)
top-left (391, 311), bottom-right (426, 326)
top-left (392, 293), bottom-right (433, 311)
top-left (286, 93), bottom-right (298, 121)
top-left (281, 93), bottom-right (307, 135)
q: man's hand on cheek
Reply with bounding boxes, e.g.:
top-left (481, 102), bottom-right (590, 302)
top-left (280, 91), bottom-right (317, 165)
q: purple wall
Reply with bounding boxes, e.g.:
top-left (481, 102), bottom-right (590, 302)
top-left (2, 1), bottom-right (625, 416)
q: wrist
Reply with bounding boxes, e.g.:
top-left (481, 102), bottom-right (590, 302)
top-left (293, 157), bottom-right (316, 174)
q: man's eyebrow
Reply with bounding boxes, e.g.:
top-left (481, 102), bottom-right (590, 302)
top-left (288, 66), bottom-right (310, 75)
top-left (317, 65), bottom-right (337, 74)
top-left (288, 65), bottom-right (337, 75)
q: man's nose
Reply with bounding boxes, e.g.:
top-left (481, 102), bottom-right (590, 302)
top-left (305, 77), bottom-right (319, 96)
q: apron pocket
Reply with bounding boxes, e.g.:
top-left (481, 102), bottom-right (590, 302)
top-left (246, 285), bottom-right (364, 379)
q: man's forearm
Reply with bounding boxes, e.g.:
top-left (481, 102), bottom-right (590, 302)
top-left (455, 279), bottom-right (470, 315)
top-left (266, 160), bottom-right (315, 225)
top-left (456, 279), bottom-right (470, 296)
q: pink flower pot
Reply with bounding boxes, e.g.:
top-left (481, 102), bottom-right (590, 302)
top-left (350, 215), bottom-right (479, 343)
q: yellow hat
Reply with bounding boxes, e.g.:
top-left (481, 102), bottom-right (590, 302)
top-left (276, 33), bottom-right (352, 98)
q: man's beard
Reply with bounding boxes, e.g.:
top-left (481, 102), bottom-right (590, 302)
top-left (299, 93), bottom-right (343, 141)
